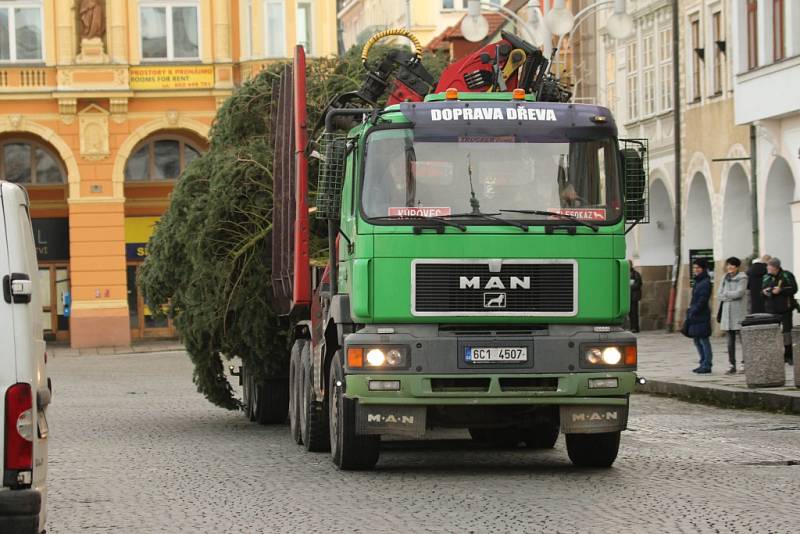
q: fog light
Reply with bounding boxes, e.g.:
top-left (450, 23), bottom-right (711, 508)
top-left (366, 349), bottom-right (386, 366)
top-left (588, 377), bottom-right (619, 389)
top-left (601, 347), bottom-right (622, 365)
top-left (368, 380), bottom-right (401, 391)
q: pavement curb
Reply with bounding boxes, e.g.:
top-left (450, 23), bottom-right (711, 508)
top-left (637, 379), bottom-right (800, 414)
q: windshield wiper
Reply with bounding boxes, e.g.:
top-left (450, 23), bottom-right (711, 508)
top-left (442, 212), bottom-right (529, 232)
top-left (499, 209), bottom-right (600, 232)
top-left (369, 215), bottom-right (467, 232)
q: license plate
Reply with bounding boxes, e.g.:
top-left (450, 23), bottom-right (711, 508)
top-left (465, 346), bottom-right (528, 363)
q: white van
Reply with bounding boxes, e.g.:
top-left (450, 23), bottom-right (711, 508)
top-left (0, 181), bottom-right (48, 533)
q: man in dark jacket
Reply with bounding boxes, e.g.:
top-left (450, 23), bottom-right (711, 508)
top-left (762, 257), bottom-right (797, 364)
top-left (747, 255), bottom-right (769, 313)
top-left (687, 258), bottom-right (713, 373)
top-left (629, 260), bottom-right (642, 333)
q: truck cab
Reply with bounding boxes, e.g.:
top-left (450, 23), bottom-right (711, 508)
top-left (0, 181), bottom-right (49, 532)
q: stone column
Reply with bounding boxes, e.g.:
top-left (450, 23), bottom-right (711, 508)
top-left (107, 0), bottom-right (129, 64)
top-left (55, 0), bottom-right (75, 65)
top-left (213, 0), bottom-right (232, 62)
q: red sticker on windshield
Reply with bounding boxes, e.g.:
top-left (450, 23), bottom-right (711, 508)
top-left (549, 208), bottom-right (606, 221)
top-left (388, 207), bottom-right (452, 217)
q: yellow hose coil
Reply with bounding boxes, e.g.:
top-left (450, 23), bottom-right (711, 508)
top-left (360, 28), bottom-right (423, 66)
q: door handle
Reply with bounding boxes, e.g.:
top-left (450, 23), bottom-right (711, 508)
top-left (2, 273), bottom-right (32, 304)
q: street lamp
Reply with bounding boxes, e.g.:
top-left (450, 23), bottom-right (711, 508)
top-left (460, 0), bottom-right (544, 46)
top-left (544, 0), bottom-right (574, 36)
top-left (605, 0), bottom-right (634, 39)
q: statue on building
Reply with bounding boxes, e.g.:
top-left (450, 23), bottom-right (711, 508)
top-left (79, 0), bottom-right (105, 40)
top-left (76, 0), bottom-right (108, 64)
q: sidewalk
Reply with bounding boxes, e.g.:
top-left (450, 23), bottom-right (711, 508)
top-left (47, 339), bottom-right (185, 357)
top-left (636, 331), bottom-right (800, 414)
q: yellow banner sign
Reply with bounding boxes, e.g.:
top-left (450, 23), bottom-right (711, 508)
top-left (129, 65), bottom-right (214, 90)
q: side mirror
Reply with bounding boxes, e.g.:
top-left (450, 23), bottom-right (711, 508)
top-left (315, 133), bottom-right (348, 220)
top-left (620, 138), bottom-right (649, 224)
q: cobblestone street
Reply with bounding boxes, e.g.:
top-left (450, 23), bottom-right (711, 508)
top-left (46, 349), bottom-right (800, 533)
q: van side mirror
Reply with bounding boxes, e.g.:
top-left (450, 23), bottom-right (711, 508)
top-left (620, 138), bottom-right (649, 224)
top-left (315, 133), bottom-right (348, 220)
top-left (3, 273), bottom-right (32, 304)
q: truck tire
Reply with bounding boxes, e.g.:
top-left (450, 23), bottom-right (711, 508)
top-left (289, 340), bottom-right (304, 445)
top-left (329, 353), bottom-right (379, 470)
top-left (565, 431), bottom-right (620, 467)
top-left (253, 378), bottom-right (290, 425)
top-left (300, 343), bottom-right (330, 452)
top-left (522, 422), bottom-right (560, 449)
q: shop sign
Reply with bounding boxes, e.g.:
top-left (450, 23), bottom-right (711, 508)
top-left (32, 218), bottom-right (69, 261)
top-left (125, 217), bottom-right (160, 260)
top-left (129, 65), bottom-right (214, 90)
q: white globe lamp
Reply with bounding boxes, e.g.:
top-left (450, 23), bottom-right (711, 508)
top-left (544, 0), bottom-right (574, 36)
top-left (606, 0), bottom-right (634, 39)
top-left (461, 0), bottom-right (489, 42)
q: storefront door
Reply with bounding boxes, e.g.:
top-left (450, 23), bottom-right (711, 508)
top-left (127, 263), bottom-right (176, 339)
top-left (38, 264), bottom-right (69, 342)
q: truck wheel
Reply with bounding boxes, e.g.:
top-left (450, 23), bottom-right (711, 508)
top-left (289, 340), bottom-right (304, 445)
top-left (253, 379), bottom-right (290, 425)
top-left (329, 353), bottom-right (379, 470)
top-left (522, 422), bottom-right (560, 449)
top-left (565, 431), bottom-right (620, 467)
top-left (300, 343), bottom-right (330, 452)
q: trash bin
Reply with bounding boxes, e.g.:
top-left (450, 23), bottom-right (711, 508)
top-left (741, 314), bottom-right (786, 388)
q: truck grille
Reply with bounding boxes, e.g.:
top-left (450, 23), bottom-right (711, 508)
top-left (412, 261), bottom-right (576, 316)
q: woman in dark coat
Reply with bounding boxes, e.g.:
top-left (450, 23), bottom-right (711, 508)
top-left (687, 258), bottom-right (713, 373)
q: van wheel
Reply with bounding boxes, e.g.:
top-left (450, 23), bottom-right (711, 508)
top-left (289, 340), bottom-right (304, 444)
top-left (566, 432), bottom-right (620, 467)
top-left (522, 422), bottom-right (560, 449)
top-left (300, 343), bottom-right (330, 452)
top-left (329, 352), bottom-right (379, 470)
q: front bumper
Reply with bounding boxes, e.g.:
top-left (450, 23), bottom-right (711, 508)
top-left (0, 488), bottom-right (41, 534)
top-left (345, 371), bottom-right (635, 405)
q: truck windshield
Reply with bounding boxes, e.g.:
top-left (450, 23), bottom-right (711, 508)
top-left (361, 128), bottom-right (622, 224)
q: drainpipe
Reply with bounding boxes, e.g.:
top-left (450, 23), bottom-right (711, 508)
top-left (750, 123), bottom-right (759, 259)
top-left (666, 0), bottom-right (681, 331)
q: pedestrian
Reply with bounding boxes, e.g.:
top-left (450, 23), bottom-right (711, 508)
top-left (717, 256), bottom-right (747, 374)
top-left (746, 254), bottom-right (770, 313)
top-left (762, 257), bottom-right (797, 365)
top-left (686, 258), bottom-right (713, 374)
top-left (629, 260), bottom-right (642, 333)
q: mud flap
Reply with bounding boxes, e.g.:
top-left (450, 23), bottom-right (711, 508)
top-left (355, 403), bottom-right (427, 438)
top-left (560, 404), bottom-right (628, 434)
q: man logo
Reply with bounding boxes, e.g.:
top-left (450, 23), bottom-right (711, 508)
top-left (484, 292), bottom-right (506, 308)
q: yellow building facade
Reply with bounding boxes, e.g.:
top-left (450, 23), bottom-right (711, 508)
top-left (0, 0), bottom-right (336, 348)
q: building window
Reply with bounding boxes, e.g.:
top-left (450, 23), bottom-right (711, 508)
top-left (0, 139), bottom-right (65, 185)
top-left (642, 33), bottom-right (655, 115)
top-left (442, 0), bottom-right (454, 8)
top-left (659, 27), bottom-right (672, 111)
top-left (124, 137), bottom-right (203, 181)
top-left (690, 18), bottom-right (701, 101)
top-left (606, 49), bottom-right (616, 112)
top-left (773, 0), bottom-right (785, 61)
top-left (241, 0), bottom-right (253, 59)
top-left (746, 0), bottom-right (757, 69)
top-left (711, 11), bottom-right (722, 95)
top-left (140, 1), bottom-right (200, 60)
top-left (626, 42), bottom-right (638, 120)
top-left (0, 1), bottom-right (43, 62)
top-left (265, 0), bottom-right (286, 58)
top-left (296, 1), bottom-right (312, 54)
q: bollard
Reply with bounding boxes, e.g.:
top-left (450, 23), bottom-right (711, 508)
top-left (741, 314), bottom-right (785, 388)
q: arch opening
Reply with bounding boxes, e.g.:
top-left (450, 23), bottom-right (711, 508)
top-left (684, 172), bottom-right (714, 261)
top-left (639, 179), bottom-right (674, 266)
top-left (721, 164), bottom-right (752, 260)
top-left (764, 157), bottom-right (796, 271)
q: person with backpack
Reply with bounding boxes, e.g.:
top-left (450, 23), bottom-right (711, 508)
top-left (762, 257), bottom-right (798, 365)
top-left (686, 258), bottom-right (713, 374)
top-left (717, 257), bottom-right (747, 374)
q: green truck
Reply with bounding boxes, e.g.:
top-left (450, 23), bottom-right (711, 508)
top-left (241, 30), bottom-right (648, 470)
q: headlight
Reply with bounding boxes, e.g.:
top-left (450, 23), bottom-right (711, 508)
top-left (582, 345), bottom-right (635, 367)
top-left (346, 346), bottom-right (409, 369)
